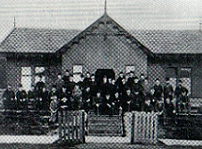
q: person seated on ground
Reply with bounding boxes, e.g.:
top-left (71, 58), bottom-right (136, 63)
top-left (153, 78), bottom-right (163, 102)
top-left (2, 84), bottom-right (15, 110)
top-left (16, 84), bottom-right (27, 110)
top-left (27, 84), bottom-right (36, 111)
top-left (72, 84), bottom-right (82, 110)
top-left (143, 97), bottom-right (154, 113)
top-left (58, 85), bottom-right (69, 110)
top-left (100, 93), bottom-right (113, 115)
top-left (92, 91), bottom-right (103, 115)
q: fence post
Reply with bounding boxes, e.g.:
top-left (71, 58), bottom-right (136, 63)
top-left (131, 112), bottom-right (134, 144)
top-left (58, 110), bottom-right (62, 140)
top-left (81, 111), bottom-right (85, 143)
top-left (153, 113), bottom-right (158, 144)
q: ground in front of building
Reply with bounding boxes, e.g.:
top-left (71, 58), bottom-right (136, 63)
top-left (0, 143), bottom-right (201, 149)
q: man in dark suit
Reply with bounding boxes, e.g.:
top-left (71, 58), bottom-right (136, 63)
top-left (153, 78), bottom-right (163, 102)
top-left (16, 84), bottom-right (27, 110)
top-left (2, 84), bottom-right (15, 110)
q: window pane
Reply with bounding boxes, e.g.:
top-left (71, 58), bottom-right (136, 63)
top-left (21, 76), bottom-right (31, 92)
top-left (35, 67), bottom-right (45, 73)
top-left (35, 67), bottom-right (45, 84)
top-left (73, 65), bottom-right (82, 73)
top-left (126, 66), bottom-right (135, 73)
top-left (21, 67), bottom-right (31, 76)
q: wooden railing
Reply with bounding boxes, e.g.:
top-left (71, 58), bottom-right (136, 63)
top-left (58, 110), bottom-right (85, 144)
top-left (0, 109), bottom-right (50, 135)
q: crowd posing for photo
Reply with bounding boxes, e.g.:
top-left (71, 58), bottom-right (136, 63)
top-left (2, 69), bottom-right (190, 123)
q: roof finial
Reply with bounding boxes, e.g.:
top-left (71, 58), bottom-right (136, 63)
top-left (13, 16), bottom-right (16, 28)
top-left (104, 0), bottom-right (107, 14)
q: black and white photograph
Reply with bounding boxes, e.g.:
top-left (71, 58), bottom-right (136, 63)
top-left (0, 0), bottom-right (202, 148)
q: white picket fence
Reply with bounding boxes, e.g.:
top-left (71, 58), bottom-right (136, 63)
top-left (58, 110), bottom-right (85, 144)
top-left (125, 111), bottom-right (158, 144)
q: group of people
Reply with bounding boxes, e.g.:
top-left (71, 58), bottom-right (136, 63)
top-left (2, 69), bottom-right (190, 120)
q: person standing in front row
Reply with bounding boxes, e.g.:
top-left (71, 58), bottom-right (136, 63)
top-left (2, 84), bottom-right (15, 110)
top-left (153, 78), bottom-right (163, 102)
top-left (16, 84), bottom-right (27, 110)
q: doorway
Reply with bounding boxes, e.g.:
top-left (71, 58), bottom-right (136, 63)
top-left (95, 69), bottom-right (115, 85)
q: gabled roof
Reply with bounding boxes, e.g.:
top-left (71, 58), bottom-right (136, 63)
top-left (58, 13), bottom-right (154, 57)
top-left (131, 30), bottom-right (202, 54)
top-left (0, 28), bottom-right (80, 53)
top-left (0, 14), bottom-right (202, 55)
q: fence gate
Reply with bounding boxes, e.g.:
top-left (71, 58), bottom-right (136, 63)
top-left (131, 111), bottom-right (158, 144)
top-left (58, 110), bottom-right (85, 144)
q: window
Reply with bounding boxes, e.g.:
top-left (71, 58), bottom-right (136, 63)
top-left (126, 66), bottom-right (135, 73)
top-left (73, 65), bottom-right (82, 83)
top-left (180, 68), bottom-right (191, 96)
top-left (21, 67), bottom-right (32, 92)
top-left (35, 67), bottom-right (46, 84)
